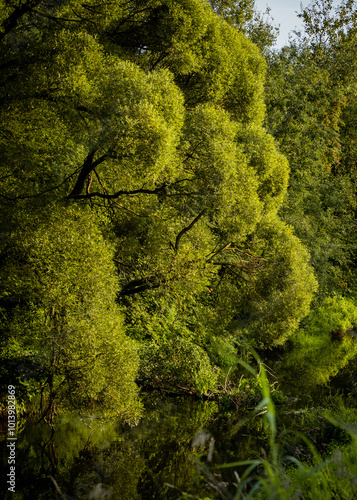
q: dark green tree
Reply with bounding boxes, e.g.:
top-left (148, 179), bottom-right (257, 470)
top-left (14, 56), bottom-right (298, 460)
top-left (265, 8), bottom-right (357, 298)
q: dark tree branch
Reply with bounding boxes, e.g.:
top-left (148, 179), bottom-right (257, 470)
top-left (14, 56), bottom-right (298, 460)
top-left (119, 276), bottom-right (163, 297)
top-left (173, 211), bottom-right (205, 254)
top-left (71, 8), bottom-right (96, 25)
top-left (150, 50), bottom-right (169, 71)
top-left (118, 261), bottom-right (197, 298)
top-left (68, 149), bottom-right (115, 198)
top-left (206, 242), bottom-right (233, 262)
top-left (0, 0), bottom-right (43, 43)
top-left (69, 182), bottom-right (168, 200)
top-left (93, 168), bottom-right (108, 195)
top-left (31, 9), bottom-right (82, 24)
top-left (68, 149), bottom-right (96, 197)
top-left (183, 141), bottom-right (204, 163)
top-left (109, 6), bottom-right (154, 31)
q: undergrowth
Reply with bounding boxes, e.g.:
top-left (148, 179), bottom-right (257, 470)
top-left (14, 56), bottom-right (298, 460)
top-left (183, 352), bottom-right (357, 499)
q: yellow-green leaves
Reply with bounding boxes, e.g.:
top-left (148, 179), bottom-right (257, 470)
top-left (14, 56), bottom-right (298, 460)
top-left (0, 0), bottom-right (319, 400)
top-left (0, 206), bottom-right (142, 421)
top-left (220, 217), bottom-right (318, 347)
top-left (236, 125), bottom-right (289, 215)
top-left (182, 104), bottom-right (261, 236)
top-left (246, 217), bottom-right (318, 346)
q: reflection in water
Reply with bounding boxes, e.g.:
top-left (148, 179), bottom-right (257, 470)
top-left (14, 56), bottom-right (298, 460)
top-left (2, 355), bottom-right (356, 500)
top-left (0, 393), bottom-right (274, 499)
top-left (1, 396), bottom-right (225, 499)
top-left (261, 343), bottom-right (357, 403)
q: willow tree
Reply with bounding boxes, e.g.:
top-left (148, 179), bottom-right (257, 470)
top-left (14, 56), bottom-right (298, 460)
top-left (0, 206), bottom-right (142, 422)
top-left (0, 0), bottom-right (317, 397)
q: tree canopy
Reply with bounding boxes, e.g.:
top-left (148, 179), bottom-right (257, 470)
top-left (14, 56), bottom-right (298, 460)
top-left (0, 0), bottom-right (322, 412)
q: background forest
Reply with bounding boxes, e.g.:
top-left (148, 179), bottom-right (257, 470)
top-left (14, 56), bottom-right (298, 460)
top-left (1, 0), bottom-right (357, 433)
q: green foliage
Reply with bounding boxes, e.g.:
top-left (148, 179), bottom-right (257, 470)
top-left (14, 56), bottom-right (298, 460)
top-left (0, 0), bottom-right (323, 408)
top-left (298, 295), bottom-right (357, 341)
top-left (265, 0), bottom-right (357, 300)
top-left (217, 375), bottom-right (264, 412)
top-left (190, 358), bottom-right (357, 500)
top-left (215, 217), bottom-right (318, 347)
top-left (282, 296), bottom-right (357, 388)
top-left (108, 0), bottom-right (267, 124)
top-left (208, 0), bottom-right (279, 52)
top-left (236, 124), bottom-right (289, 215)
top-left (204, 335), bottom-right (238, 372)
top-left (0, 205), bottom-right (141, 421)
top-left (139, 338), bottom-right (218, 395)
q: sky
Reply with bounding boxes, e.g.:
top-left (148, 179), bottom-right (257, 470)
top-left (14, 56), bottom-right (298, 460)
top-left (254, 0), bottom-right (341, 48)
top-left (255, 0), bottom-right (304, 48)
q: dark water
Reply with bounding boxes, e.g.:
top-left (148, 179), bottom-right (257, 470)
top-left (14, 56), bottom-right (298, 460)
top-left (1, 354), bottom-right (357, 500)
top-left (0, 393), bottom-right (272, 500)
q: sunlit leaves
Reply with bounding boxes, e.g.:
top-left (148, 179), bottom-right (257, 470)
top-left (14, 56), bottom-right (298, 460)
top-left (0, 205), bottom-right (142, 420)
top-left (0, 0), bottom-right (320, 399)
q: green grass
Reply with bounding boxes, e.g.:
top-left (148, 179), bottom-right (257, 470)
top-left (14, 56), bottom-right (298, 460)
top-left (185, 352), bottom-right (357, 499)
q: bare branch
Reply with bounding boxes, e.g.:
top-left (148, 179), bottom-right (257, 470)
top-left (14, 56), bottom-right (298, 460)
top-left (86, 173), bottom-right (92, 195)
top-left (31, 9), bottom-right (82, 24)
top-left (173, 210), bottom-right (205, 254)
top-left (68, 149), bottom-right (99, 198)
top-left (69, 183), bottom-right (168, 200)
top-left (206, 242), bottom-right (233, 262)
